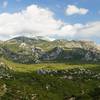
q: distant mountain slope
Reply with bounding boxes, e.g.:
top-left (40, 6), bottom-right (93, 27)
top-left (0, 36), bottom-right (100, 63)
top-left (6, 36), bottom-right (48, 45)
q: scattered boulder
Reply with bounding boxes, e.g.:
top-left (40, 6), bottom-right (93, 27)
top-left (31, 94), bottom-right (38, 100)
top-left (37, 68), bottom-right (100, 80)
top-left (0, 62), bottom-right (12, 79)
top-left (0, 83), bottom-right (7, 97)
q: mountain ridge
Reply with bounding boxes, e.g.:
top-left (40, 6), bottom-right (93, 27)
top-left (0, 36), bottom-right (100, 64)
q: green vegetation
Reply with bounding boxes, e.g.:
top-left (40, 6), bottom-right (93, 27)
top-left (0, 58), bottom-right (100, 100)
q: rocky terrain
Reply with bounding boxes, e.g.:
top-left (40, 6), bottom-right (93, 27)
top-left (0, 61), bottom-right (12, 79)
top-left (0, 61), bottom-right (12, 98)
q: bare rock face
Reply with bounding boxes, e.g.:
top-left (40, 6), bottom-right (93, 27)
top-left (83, 48), bottom-right (100, 61)
top-left (42, 47), bottom-right (63, 60)
top-left (19, 43), bottom-right (27, 48)
top-left (84, 52), bottom-right (93, 61)
top-left (63, 40), bottom-right (96, 50)
top-left (49, 47), bottom-right (62, 59)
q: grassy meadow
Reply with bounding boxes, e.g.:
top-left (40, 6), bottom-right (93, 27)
top-left (0, 58), bottom-right (100, 100)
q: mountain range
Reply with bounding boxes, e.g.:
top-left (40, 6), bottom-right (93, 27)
top-left (0, 36), bottom-right (100, 64)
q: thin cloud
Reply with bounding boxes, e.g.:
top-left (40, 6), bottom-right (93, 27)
top-left (16, 0), bottom-right (21, 2)
top-left (3, 1), bottom-right (8, 8)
